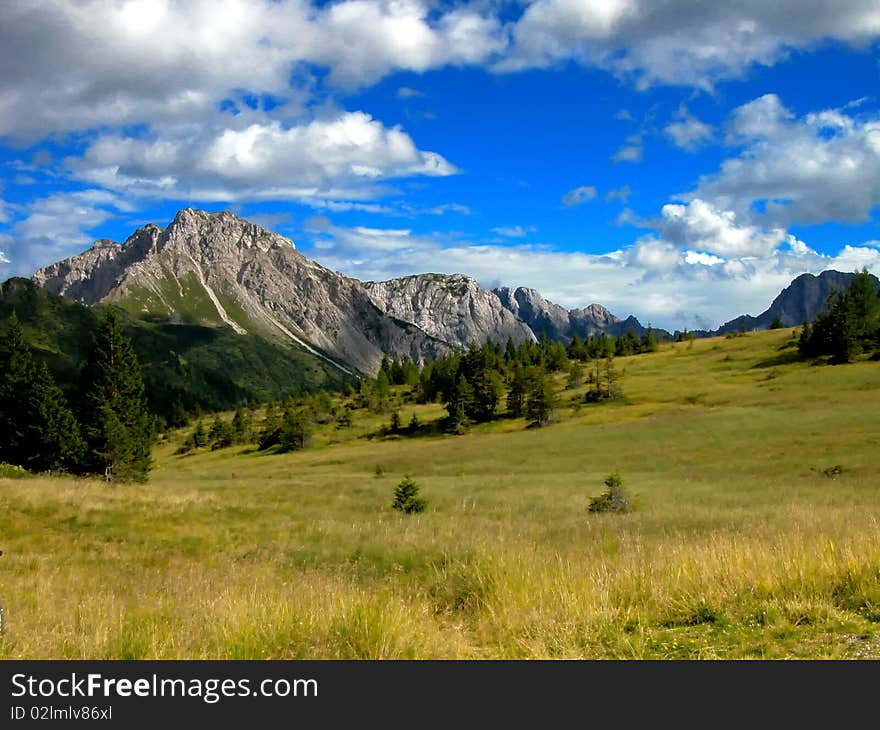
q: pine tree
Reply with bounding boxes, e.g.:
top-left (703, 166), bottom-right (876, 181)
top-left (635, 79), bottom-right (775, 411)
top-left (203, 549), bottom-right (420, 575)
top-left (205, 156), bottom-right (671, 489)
top-left (525, 370), bottom-right (557, 426)
top-left (231, 407), bottom-right (250, 443)
top-left (25, 361), bottom-right (86, 472)
top-left (506, 366), bottom-right (528, 417)
top-left (0, 313), bottom-right (33, 462)
top-left (79, 309), bottom-right (154, 482)
top-left (0, 314), bottom-right (84, 472)
top-left (445, 374), bottom-right (474, 430)
top-left (258, 403), bottom-right (281, 450)
top-left (278, 407), bottom-right (311, 452)
top-left (566, 360), bottom-right (584, 389)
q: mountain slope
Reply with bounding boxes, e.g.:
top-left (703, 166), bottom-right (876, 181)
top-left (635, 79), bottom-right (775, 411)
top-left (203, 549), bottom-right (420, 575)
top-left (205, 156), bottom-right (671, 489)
top-left (363, 274), bottom-right (535, 349)
top-left (33, 209), bottom-right (449, 374)
top-left (0, 278), bottom-right (351, 417)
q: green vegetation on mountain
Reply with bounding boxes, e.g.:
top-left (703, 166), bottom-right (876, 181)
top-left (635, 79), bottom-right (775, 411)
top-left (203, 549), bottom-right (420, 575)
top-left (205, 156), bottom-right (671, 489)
top-left (0, 278), bottom-right (352, 420)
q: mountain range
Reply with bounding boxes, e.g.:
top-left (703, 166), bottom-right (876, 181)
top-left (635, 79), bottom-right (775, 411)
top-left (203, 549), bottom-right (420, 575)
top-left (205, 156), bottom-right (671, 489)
top-left (1, 208), bottom-right (871, 415)
top-left (30, 208), bottom-right (664, 374)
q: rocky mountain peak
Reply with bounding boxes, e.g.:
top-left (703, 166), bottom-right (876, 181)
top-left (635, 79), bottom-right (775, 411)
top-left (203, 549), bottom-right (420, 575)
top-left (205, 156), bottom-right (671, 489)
top-left (715, 269), bottom-right (880, 334)
top-left (364, 273), bottom-right (535, 349)
top-left (163, 208), bottom-right (295, 256)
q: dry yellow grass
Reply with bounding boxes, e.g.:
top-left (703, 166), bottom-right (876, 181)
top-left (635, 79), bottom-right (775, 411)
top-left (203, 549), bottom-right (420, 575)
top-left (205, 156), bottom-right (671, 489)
top-left (2, 328), bottom-right (879, 658)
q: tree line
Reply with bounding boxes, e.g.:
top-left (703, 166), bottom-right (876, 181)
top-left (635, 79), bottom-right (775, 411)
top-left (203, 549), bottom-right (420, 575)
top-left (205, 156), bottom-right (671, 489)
top-left (0, 309), bottom-right (154, 482)
top-left (798, 269), bottom-right (880, 363)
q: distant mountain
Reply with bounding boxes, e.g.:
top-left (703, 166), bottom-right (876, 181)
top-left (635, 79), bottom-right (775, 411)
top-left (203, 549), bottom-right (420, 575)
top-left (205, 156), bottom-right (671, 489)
top-left (30, 209), bottom-right (664, 377)
top-left (493, 286), bottom-right (667, 342)
top-left (364, 274), bottom-right (535, 349)
top-left (715, 270), bottom-right (880, 334)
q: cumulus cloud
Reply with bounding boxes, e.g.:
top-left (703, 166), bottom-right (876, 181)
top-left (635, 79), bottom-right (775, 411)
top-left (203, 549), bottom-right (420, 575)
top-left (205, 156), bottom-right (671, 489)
top-left (500, 0), bottom-right (880, 89)
top-left (659, 198), bottom-right (790, 257)
top-left (562, 185), bottom-right (598, 206)
top-left (302, 219), bottom-right (880, 331)
top-left (68, 112), bottom-right (456, 202)
top-left (695, 94), bottom-right (880, 225)
top-left (664, 107), bottom-right (713, 151)
top-left (4, 2), bottom-right (878, 149)
top-left (0, 0), bottom-right (506, 143)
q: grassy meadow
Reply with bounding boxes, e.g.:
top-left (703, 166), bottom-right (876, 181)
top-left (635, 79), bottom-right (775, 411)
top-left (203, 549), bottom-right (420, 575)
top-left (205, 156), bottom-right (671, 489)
top-left (2, 327), bottom-right (880, 659)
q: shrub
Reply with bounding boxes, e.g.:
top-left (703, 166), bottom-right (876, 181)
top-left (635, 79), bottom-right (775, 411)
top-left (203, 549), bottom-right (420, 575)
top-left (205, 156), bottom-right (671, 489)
top-left (0, 463), bottom-right (30, 479)
top-left (588, 472), bottom-right (634, 514)
top-left (392, 476), bottom-right (428, 514)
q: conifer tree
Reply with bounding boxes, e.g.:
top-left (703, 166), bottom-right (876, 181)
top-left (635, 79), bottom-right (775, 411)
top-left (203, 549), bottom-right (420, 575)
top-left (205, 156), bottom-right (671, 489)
top-left (506, 366), bottom-right (528, 417)
top-left (278, 407), bottom-right (311, 452)
top-left (0, 314), bottom-right (85, 472)
top-left (525, 369), bottom-right (557, 426)
top-left (232, 406), bottom-right (250, 443)
top-left (0, 313), bottom-right (32, 461)
top-left (25, 361), bottom-right (86, 472)
top-left (79, 309), bottom-right (154, 482)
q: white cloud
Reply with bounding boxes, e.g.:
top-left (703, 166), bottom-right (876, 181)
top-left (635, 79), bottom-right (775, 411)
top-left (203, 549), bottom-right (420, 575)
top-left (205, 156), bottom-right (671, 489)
top-left (659, 198), bottom-right (789, 257)
top-left (562, 185), bottom-right (598, 206)
top-left (0, 0), bottom-right (506, 143)
top-left (0, 190), bottom-right (131, 277)
top-left (696, 94), bottom-right (880, 225)
top-left (724, 93), bottom-right (794, 143)
top-left (69, 112), bottom-right (456, 202)
top-left (625, 238), bottom-right (682, 271)
top-left (684, 250), bottom-right (725, 266)
top-left (501, 0), bottom-right (880, 89)
top-left (490, 225), bottom-right (536, 238)
top-left (664, 107), bottom-right (713, 151)
top-left (4, 2), bottom-right (878, 151)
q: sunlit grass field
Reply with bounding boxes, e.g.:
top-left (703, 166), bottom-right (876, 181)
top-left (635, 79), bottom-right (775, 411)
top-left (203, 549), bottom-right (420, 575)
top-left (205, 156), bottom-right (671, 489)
top-left (2, 327), bottom-right (880, 658)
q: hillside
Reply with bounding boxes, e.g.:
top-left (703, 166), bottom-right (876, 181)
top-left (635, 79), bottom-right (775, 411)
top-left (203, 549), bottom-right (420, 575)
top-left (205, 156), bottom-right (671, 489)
top-left (2, 327), bottom-right (880, 659)
top-left (0, 278), bottom-right (351, 417)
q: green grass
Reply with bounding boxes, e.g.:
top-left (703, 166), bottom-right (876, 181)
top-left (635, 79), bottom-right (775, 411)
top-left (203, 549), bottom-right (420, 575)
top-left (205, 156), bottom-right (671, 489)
top-left (2, 328), bottom-right (880, 658)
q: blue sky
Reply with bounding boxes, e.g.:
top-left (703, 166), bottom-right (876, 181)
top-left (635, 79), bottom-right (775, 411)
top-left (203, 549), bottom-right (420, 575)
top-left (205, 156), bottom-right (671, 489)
top-left (1, 1), bottom-right (880, 330)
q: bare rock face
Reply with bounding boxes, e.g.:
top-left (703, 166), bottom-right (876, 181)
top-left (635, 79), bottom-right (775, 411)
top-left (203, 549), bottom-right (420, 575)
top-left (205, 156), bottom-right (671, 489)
top-left (364, 274), bottom-right (535, 349)
top-left (493, 286), bottom-right (644, 341)
top-left (32, 209), bottom-right (449, 374)
top-left (493, 286), bottom-right (571, 340)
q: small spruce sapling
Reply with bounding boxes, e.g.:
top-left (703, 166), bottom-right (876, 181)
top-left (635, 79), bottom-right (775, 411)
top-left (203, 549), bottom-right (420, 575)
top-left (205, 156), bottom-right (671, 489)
top-left (588, 472), bottom-right (634, 514)
top-left (391, 476), bottom-right (428, 514)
